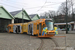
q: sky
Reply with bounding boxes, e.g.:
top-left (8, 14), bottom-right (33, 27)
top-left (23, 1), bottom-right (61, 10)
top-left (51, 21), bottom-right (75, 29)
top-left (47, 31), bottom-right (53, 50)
top-left (0, 0), bottom-right (66, 15)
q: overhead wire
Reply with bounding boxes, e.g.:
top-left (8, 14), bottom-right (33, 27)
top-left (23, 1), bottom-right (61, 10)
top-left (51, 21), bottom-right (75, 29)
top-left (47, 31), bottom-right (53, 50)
top-left (0, 0), bottom-right (66, 9)
top-left (46, 1), bottom-right (64, 4)
top-left (25, 2), bottom-right (61, 9)
top-left (0, 0), bottom-right (70, 14)
top-left (0, 2), bottom-right (21, 9)
top-left (35, 0), bottom-right (64, 14)
top-left (36, 0), bottom-right (47, 12)
top-left (0, 1), bottom-right (63, 10)
top-left (5, 0), bottom-right (27, 5)
top-left (1, 0), bottom-right (27, 7)
top-left (35, 0), bottom-right (60, 14)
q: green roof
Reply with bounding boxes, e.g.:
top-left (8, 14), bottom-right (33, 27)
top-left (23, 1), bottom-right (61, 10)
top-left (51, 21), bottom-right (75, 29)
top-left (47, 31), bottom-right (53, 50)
top-left (0, 6), bottom-right (14, 19)
top-left (29, 14), bottom-right (40, 20)
top-left (10, 9), bottom-right (31, 20)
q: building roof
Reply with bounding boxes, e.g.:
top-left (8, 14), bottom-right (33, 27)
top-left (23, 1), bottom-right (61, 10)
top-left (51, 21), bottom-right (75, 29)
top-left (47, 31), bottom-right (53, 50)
top-left (40, 16), bottom-right (46, 19)
top-left (29, 14), bottom-right (40, 20)
top-left (10, 10), bottom-right (22, 16)
top-left (10, 10), bottom-right (31, 20)
top-left (54, 23), bottom-right (71, 25)
top-left (29, 14), bottom-right (37, 18)
top-left (0, 6), bottom-right (14, 19)
top-left (69, 21), bottom-right (74, 24)
top-left (54, 21), bottom-right (75, 25)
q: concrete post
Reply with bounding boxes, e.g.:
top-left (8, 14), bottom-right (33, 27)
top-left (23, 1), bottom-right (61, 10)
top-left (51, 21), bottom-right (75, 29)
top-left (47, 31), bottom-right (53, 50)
top-left (12, 19), bottom-right (14, 24)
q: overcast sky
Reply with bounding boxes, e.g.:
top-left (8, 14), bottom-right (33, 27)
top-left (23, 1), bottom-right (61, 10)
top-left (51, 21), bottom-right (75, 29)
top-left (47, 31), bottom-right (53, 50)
top-left (0, 0), bottom-right (66, 15)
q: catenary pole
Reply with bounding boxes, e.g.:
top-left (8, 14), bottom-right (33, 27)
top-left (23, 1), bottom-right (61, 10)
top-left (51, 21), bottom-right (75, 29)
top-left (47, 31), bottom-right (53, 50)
top-left (22, 8), bottom-right (24, 31)
top-left (66, 0), bottom-right (68, 33)
top-left (22, 8), bottom-right (24, 23)
top-left (71, 0), bottom-right (74, 21)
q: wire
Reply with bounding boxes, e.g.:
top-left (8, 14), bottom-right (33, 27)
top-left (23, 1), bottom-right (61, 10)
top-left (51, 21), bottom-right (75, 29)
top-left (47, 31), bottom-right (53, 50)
top-left (0, 0), bottom-right (66, 10)
top-left (25, 3), bottom-right (60, 9)
top-left (1, 0), bottom-right (27, 7)
top-left (1, 0), bottom-right (72, 14)
top-left (5, 0), bottom-right (27, 5)
top-left (0, 2), bottom-right (62, 10)
top-left (29, 0), bottom-right (47, 14)
top-left (0, 0), bottom-right (66, 15)
top-left (34, 0), bottom-right (64, 13)
top-left (0, 3), bottom-right (21, 9)
top-left (36, 0), bottom-right (47, 12)
top-left (46, 1), bottom-right (66, 4)
top-left (33, 0), bottom-right (62, 14)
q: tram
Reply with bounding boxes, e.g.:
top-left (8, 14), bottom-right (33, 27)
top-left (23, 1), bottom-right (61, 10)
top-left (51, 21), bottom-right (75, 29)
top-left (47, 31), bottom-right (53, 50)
top-left (7, 19), bottom-right (57, 37)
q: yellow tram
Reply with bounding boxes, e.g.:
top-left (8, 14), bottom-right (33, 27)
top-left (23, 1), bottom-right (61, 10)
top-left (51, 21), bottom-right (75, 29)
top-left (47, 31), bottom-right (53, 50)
top-left (7, 19), bottom-right (57, 37)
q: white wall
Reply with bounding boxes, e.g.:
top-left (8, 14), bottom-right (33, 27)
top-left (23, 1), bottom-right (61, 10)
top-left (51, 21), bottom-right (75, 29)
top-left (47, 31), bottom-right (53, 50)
top-left (12, 19), bottom-right (14, 24)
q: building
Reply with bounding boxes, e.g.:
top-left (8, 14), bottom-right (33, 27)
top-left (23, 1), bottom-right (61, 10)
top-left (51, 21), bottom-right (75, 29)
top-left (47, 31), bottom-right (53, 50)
top-left (29, 14), bottom-right (40, 21)
top-left (54, 22), bottom-right (75, 31)
top-left (40, 16), bottom-right (48, 19)
top-left (10, 9), bottom-right (31, 23)
top-left (0, 6), bottom-right (14, 32)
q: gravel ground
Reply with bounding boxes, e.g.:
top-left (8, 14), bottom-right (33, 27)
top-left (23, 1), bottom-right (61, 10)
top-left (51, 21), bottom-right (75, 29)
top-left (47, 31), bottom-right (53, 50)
top-left (0, 33), bottom-right (75, 50)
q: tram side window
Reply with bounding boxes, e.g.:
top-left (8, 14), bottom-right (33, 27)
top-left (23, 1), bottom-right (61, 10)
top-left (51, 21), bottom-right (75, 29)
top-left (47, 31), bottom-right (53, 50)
top-left (41, 24), bottom-right (45, 30)
top-left (43, 24), bottom-right (45, 28)
top-left (37, 25), bottom-right (39, 30)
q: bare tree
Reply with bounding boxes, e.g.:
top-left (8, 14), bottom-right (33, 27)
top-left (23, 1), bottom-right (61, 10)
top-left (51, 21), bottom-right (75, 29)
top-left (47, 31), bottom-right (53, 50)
top-left (40, 10), bottom-right (56, 18)
top-left (48, 10), bottom-right (56, 18)
top-left (58, 0), bottom-right (72, 15)
top-left (73, 8), bottom-right (75, 14)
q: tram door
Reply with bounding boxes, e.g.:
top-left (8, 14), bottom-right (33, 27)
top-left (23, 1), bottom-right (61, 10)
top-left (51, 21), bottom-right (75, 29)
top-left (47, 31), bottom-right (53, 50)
top-left (28, 24), bottom-right (33, 35)
top-left (17, 25), bottom-right (21, 33)
top-left (39, 23), bottom-right (42, 35)
top-left (13, 25), bottom-right (21, 33)
top-left (13, 25), bottom-right (16, 33)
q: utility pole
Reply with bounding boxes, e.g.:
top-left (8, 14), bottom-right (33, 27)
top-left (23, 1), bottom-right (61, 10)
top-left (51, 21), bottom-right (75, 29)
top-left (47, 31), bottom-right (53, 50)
top-left (22, 8), bottom-right (24, 31)
top-left (66, 0), bottom-right (68, 34)
top-left (57, 11), bottom-right (59, 23)
top-left (22, 8), bottom-right (24, 23)
top-left (71, 0), bottom-right (74, 21)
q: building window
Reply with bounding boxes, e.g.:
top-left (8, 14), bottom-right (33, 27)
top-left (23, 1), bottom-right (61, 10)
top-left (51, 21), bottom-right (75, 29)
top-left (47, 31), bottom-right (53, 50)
top-left (43, 24), bottom-right (45, 28)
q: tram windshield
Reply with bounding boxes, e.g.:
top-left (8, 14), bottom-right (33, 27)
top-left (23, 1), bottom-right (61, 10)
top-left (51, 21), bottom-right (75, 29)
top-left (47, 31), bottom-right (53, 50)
top-left (45, 19), bottom-right (53, 30)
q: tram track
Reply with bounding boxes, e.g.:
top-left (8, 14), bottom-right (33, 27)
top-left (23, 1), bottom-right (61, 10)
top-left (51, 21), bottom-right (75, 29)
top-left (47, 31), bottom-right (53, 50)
top-left (37, 38), bottom-right (59, 50)
top-left (37, 39), bottom-right (44, 50)
top-left (51, 38), bottom-right (59, 47)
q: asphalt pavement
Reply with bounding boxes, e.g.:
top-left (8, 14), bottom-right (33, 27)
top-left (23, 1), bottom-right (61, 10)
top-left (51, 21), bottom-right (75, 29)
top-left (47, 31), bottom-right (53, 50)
top-left (0, 33), bottom-right (75, 50)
